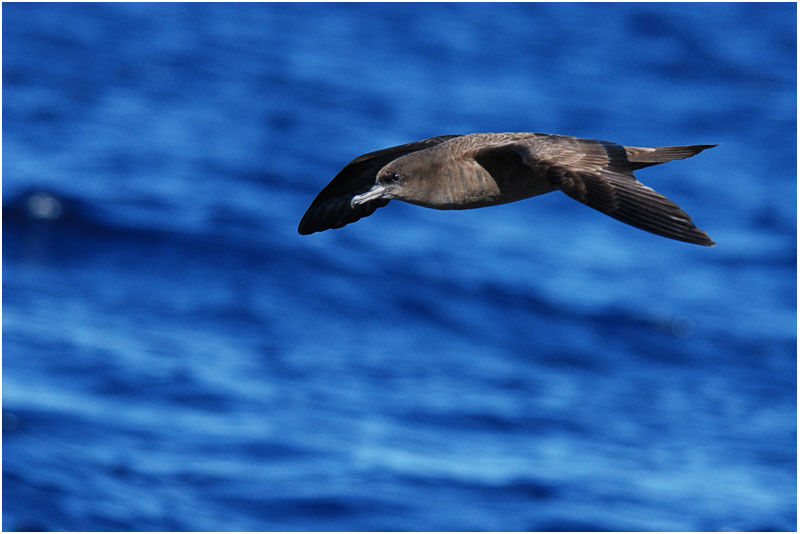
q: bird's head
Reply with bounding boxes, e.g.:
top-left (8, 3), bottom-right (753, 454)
top-left (350, 155), bottom-right (437, 208)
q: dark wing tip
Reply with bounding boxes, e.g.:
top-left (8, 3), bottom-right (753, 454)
top-left (695, 230), bottom-right (716, 246)
top-left (297, 197), bottom-right (388, 235)
top-left (684, 227), bottom-right (716, 247)
top-left (297, 219), bottom-right (314, 235)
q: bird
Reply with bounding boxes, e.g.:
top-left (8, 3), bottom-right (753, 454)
top-left (298, 132), bottom-right (716, 246)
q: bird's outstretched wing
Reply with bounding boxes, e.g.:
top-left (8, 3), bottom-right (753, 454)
top-left (298, 135), bottom-right (462, 235)
top-left (475, 134), bottom-right (716, 246)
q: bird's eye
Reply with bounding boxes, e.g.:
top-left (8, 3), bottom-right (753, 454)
top-left (390, 173), bottom-right (401, 182)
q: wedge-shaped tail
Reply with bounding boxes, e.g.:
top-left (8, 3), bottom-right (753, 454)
top-left (624, 144), bottom-right (718, 170)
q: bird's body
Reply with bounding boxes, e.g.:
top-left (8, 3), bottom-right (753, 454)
top-left (298, 132), bottom-right (715, 246)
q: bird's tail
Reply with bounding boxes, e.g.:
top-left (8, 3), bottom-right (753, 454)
top-left (624, 144), bottom-right (717, 170)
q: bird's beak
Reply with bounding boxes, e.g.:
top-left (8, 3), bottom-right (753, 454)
top-left (351, 184), bottom-right (391, 207)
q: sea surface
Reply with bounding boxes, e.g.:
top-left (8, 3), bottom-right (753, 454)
top-left (2, 3), bottom-right (796, 531)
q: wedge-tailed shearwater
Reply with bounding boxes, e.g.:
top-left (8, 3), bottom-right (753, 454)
top-left (298, 132), bottom-right (715, 246)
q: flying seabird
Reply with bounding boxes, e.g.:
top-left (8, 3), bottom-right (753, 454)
top-left (298, 132), bottom-right (716, 246)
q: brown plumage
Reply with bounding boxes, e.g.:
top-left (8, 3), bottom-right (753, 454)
top-left (298, 132), bottom-right (716, 246)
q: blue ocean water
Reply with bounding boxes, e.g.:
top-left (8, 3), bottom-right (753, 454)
top-left (2, 2), bottom-right (796, 531)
